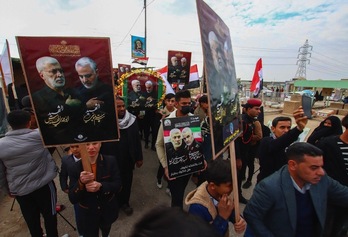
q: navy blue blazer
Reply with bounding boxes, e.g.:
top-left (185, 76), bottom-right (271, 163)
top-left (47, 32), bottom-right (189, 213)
top-left (59, 154), bottom-right (77, 191)
top-left (244, 165), bottom-right (348, 237)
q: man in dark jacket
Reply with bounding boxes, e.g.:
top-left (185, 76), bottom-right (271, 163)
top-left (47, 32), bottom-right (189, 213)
top-left (69, 142), bottom-right (121, 237)
top-left (235, 98), bottom-right (262, 204)
top-left (257, 106), bottom-right (307, 183)
top-left (244, 142), bottom-right (348, 237)
top-left (102, 97), bottom-right (143, 216)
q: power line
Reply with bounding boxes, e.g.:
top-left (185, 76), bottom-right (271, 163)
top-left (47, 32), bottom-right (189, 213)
top-left (114, 8), bottom-right (145, 52)
top-left (311, 49), bottom-right (347, 66)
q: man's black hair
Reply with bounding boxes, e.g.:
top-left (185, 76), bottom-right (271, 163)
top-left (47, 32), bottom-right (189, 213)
top-left (342, 113), bottom-right (348, 129)
top-left (164, 93), bottom-right (175, 100)
top-left (175, 90), bottom-right (191, 102)
top-left (7, 110), bottom-right (31, 130)
top-left (129, 206), bottom-right (219, 237)
top-left (115, 96), bottom-right (125, 102)
top-left (286, 142), bottom-right (323, 162)
top-left (272, 116), bottom-right (292, 127)
top-left (199, 95), bottom-right (208, 104)
top-left (205, 157), bottom-right (232, 185)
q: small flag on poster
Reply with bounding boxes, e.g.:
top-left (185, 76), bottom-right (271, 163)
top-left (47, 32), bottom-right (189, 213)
top-left (250, 58), bottom-right (263, 97)
top-left (157, 66), bottom-right (175, 95)
top-left (132, 57), bottom-right (149, 65)
top-left (189, 64), bottom-right (199, 82)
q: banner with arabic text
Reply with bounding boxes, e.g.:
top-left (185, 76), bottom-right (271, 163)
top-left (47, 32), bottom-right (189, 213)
top-left (163, 116), bottom-right (204, 178)
top-left (16, 36), bottom-right (119, 146)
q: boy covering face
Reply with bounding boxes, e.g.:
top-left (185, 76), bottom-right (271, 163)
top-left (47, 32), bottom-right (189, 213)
top-left (185, 158), bottom-right (246, 236)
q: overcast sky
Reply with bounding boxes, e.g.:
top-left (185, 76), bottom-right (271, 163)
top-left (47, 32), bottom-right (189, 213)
top-left (1, 0), bottom-right (347, 82)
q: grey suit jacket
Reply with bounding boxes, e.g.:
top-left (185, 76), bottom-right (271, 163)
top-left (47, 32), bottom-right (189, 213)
top-left (244, 165), bottom-right (348, 237)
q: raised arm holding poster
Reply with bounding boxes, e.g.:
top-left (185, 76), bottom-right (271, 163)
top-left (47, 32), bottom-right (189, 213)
top-left (16, 37), bottom-right (119, 146)
top-left (163, 116), bottom-right (205, 179)
top-left (167, 50), bottom-right (192, 85)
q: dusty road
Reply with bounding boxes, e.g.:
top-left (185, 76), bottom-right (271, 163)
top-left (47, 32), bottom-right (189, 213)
top-left (0, 110), bottom-right (338, 237)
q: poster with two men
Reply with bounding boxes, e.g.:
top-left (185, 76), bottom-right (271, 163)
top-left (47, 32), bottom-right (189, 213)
top-left (163, 116), bottom-right (205, 178)
top-left (17, 37), bottom-right (119, 146)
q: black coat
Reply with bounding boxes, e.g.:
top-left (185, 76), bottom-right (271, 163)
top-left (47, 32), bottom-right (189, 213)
top-left (257, 127), bottom-right (302, 183)
top-left (68, 154), bottom-right (122, 226)
top-left (316, 135), bottom-right (348, 186)
top-left (101, 120), bottom-right (143, 167)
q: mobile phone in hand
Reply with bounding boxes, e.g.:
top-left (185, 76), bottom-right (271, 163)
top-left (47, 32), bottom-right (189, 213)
top-left (302, 94), bottom-right (313, 119)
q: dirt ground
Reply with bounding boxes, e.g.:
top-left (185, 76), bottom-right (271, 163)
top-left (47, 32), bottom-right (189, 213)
top-left (0, 110), bottom-right (337, 237)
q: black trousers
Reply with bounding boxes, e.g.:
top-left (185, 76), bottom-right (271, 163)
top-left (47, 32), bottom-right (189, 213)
top-left (168, 174), bottom-right (191, 209)
top-left (156, 162), bottom-right (164, 181)
top-left (118, 158), bottom-right (134, 207)
top-left (80, 206), bottom-right (114, 237)
top-left (143, 113), bottom-right (160, 146)
top-left (16, 181), bottom-right (58, 237)
top-left (240, 145), bottom-right (258, 182)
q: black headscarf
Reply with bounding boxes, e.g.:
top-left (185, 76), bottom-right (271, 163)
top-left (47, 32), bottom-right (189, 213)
top-left (307, 116), bottom-right (343, 145)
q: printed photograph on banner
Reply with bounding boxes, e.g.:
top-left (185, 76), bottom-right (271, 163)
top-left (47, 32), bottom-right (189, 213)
top-left (118, 63), bottom-right (131, 78)
top-left (196, 0), bottom-right (240, 157)
top-left (16, 36), bottom-right (119, 146)
top-left (167, 50), bottom-right (192, 85)
top-left (119, 70), bottom-right (165, 119)
top-left (131, 35), bottom-right (146, 58)
top-left (163, 116), bottom-right (205, 179)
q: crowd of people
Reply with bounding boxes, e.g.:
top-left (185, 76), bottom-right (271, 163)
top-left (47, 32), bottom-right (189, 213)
top-left (2, 88), bottom-right (348, 237)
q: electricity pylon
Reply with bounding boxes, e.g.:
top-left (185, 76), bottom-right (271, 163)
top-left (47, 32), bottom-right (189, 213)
top-left (294, 39), bottom-right (313, 79)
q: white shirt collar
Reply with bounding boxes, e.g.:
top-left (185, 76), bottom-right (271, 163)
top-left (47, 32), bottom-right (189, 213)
top-left (290, 176), bottom-right (311, 194)
top-left (73, 155), bottom-right (81, 162)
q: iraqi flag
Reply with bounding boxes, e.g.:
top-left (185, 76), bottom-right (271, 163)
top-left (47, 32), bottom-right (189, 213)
top-left (157, 66), bottom-right (175, 94)
top-left (250, 58), bottom-right (263, 97)
top-left (186, 64), bottom-right (200, 89)
top-left (132, 57), bottom-right (149, 65)
top-left (189, 64), bottom-right (199, 82)
top-left (182, 64), bottom-right (200, 89)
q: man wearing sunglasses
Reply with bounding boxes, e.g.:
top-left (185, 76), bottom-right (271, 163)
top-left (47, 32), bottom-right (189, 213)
top-left (32, 56), bottom-right (82, 145)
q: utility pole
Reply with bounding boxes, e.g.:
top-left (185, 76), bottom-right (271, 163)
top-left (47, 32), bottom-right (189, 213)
top-left (294, 39), bottom-right (313, 79)
top-left (144, 0), bottom-right (147, 57)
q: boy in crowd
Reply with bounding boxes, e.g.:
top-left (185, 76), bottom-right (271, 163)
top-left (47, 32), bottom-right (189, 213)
top-left (156, 93), bottom-right (175, 194)
top-left (185, 158), bottom-right (246, 236)
top-left (59, 145), bottom-right (83, 236)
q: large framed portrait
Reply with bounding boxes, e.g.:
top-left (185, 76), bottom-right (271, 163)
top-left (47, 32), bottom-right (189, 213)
top-left (117, 69), bottom-right (166, 116)
top-left (16, 36), bottom-right (119, 146)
